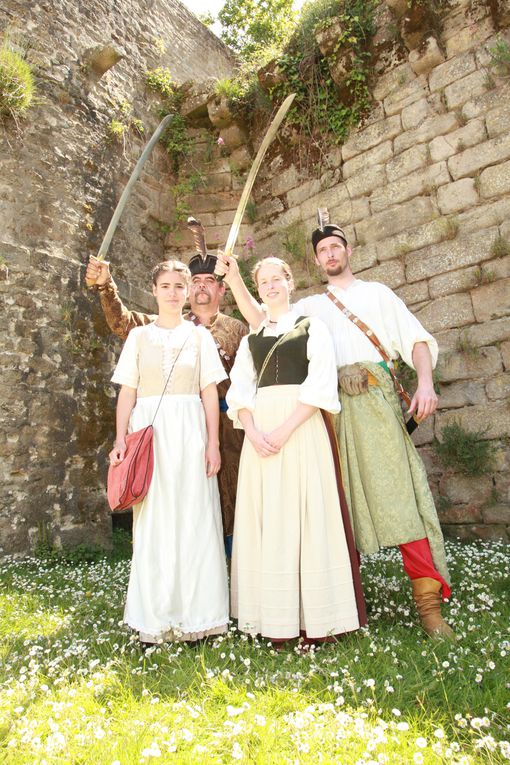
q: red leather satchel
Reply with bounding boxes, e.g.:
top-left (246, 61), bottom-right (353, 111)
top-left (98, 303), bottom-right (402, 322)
top-left (107, 425), bottom-right (154, 512)
top-left (107, 332), bottom-right (189, 513)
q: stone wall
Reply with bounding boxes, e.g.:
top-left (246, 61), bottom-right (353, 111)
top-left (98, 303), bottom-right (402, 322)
top-left (165, 0), bottom-right (510, 543)
top-left (1, 0), bottom-right (509, 555)
top-left (0, 0), bottom-right (234, 555)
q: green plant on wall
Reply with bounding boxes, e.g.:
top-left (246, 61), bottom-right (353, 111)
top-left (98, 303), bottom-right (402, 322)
top-left (107, 100), bottom-right (144, 151)
top-left (214, 55), bottom-right (273, 125)
top-left (270, 0), bottom-right (377, 145)
top-left (282, 221), bottom-right (307, 262)
top-left (170, 171), bottom-right (206, 228)
top-left (162, 113), bottom-right (193, 173)
top-left (0, 38), bottom-right (35, 121)
top-left (146, 67), bottom-right (175, 98)
top-left (245, 200), bottom-right (258, 223)
top-left (488, 36), bottom-right (510, 77)
top-left (433, 421), bottom-right (496, 477)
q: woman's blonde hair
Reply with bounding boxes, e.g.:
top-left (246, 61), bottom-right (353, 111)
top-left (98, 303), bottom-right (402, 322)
top-left (151, 260), bottom-right (191, 287)
top-left (251, 257), bottom-right (294, 287)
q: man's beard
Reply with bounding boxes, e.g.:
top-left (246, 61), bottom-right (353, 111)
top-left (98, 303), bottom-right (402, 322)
top-left (325, 262), bottom-right (345, 276)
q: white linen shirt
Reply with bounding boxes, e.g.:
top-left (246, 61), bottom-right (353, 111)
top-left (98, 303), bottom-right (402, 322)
top-left (226, 313), bottom-right (340, 429)
top-left (292, 280), bottom-right (438, 369)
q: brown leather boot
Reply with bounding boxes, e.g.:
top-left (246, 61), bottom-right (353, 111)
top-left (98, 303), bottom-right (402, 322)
top-left (411, 577), bottom-right (456, 640)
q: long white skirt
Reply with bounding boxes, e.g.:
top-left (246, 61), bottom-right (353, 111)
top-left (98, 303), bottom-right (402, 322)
top-left (124, 394), bottom-right (229, 641)
top-left (231, 385), bottom-right (361, 640)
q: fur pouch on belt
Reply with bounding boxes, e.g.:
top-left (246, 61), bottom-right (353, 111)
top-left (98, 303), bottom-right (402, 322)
top-left (338, 363), bottom-right (369, 396)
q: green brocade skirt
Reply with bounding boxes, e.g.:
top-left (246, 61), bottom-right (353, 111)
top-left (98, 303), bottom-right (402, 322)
top-left (335, 361), bottom-right (450, 585)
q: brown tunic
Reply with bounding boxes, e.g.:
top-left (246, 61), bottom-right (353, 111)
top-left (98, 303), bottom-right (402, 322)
top-left (98, 278), bottom-right (247, 536)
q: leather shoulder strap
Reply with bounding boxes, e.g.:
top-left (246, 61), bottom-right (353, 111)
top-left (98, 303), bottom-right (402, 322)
top-left (325, 290), bottom-right (411, 407)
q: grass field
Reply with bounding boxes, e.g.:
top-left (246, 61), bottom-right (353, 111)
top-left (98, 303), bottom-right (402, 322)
top-left (0, 536), bottom-right (508, 764)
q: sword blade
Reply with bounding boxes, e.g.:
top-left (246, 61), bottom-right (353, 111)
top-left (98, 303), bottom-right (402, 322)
top-left (222, 93), bottom-right (296, 259)
top-left (86, 114), bottom-right (175, 285)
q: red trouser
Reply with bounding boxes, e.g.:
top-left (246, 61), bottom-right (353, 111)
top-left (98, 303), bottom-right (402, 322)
top-left (400, 537), bottom-right (451, 601)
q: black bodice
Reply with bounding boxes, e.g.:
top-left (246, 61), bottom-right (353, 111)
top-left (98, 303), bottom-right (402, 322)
top-left (248, 317), bottom-right (310, 387)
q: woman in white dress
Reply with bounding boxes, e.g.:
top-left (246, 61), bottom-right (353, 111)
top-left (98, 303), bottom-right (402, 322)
top-left (109, 260), bottom-right (229, 644)
top-left (226, 258), bottom-right (366, 646)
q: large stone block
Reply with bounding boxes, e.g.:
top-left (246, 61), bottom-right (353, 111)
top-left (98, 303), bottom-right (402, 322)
top-left (435, 401), bottom-right (510, 440)
top-left (458, 196), bottom-right (510, 234)
top-left (471, 277), bottom-right (510, 322)
top-left (405, 227), bottom-right (498, 282)
top-left (191, 192), bottom-right (237, 215)
top-left (464, 316), bottom-right (510, 348)
top-left (448, 132), bottom-right (510, 180)
top-left (386, 144), bottom-right (429, 182)
top-left (415, 293), bottom-right (475, 332)
top-left (256, 197), bottom-right (284, 219)
top-left (437, 346), bottom-right (503, 382)
top-left (485, 100), bottom-right (510, 138)
top-left (356, 197), bottom-right (436, 245)
top-left (214, 209), bottom-right (236, 226)
top-left (370, 162), bottom-right (450, 214)
top-left (345, 165), bottom-right (387, 199)
top-left (439, 473), bottom-right (493, 504)
top-left (445, 70), bottom-right (490, 110)
top-left (482, 504), bottom-right (510, 524)
top-left (445, 16), bottom-right (495, 58)
top-left (409, 36), bottom-right (445, 75)
top-left (271, 166), bottom-right (300, 197)
top-left (207, 96), bottom-right (233, 127)
top-left (219, 124), bottom-right (248, 152)
top-left (429, 51), bottom-right (477, 92)
top-left (486, 372), bottom-right (510, 400)
top-left (342, 115), bottom-right (401, 161)
top-left (394, 279), bottom-right (429, 306)
top-left (383, 75), bottom-right (428, 117)
top-left (437, 379), bottom-right (487, 408)
top-left (429, 119), bottom-right (486, 163)
top-left (286, 178), bottom-right (321, 207)
top-left (349, 244), bottom-right (378, 273)
top-left (206, 173), bottom-right (232, 192)
top-left (437, 178), bottom-right (479, 215)
top-left (357, 259), bottom-right (406, 289)
top-left (300, 190), bottom-right (338, 221)
top-left (330, 196), bottom-right (370, 226)
top-left (394, 114), bottom-right (459, 155)
top-left (229, 145), bottom-right (252, 171)
top-left (342, 140), bottom-right (393, 179)
top-left (373, 64), bottom-right (414, 101)
top-left (479, 158), bottom-right (510, 198)
top-left (401, 98), bottom-right (434, 131)
top-left (435, 328), bottom-right (461, 354)
top-left (429, 263), bottom-right (483, 298)
top-left (376, 218), bottom-right (452, 262)
top-left (438, 505), bottom-right (483, 524)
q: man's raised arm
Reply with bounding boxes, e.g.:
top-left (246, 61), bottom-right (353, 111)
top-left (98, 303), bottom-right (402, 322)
top-left (215, 254), bottom-right (265, 329)
top-left (86, 256), bottom-right (155, 340)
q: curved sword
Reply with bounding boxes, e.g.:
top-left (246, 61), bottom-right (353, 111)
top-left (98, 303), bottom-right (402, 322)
top-left (218, 93), bottom-right (296, 266)
top-left (85, 113), bottom-right (175, 286)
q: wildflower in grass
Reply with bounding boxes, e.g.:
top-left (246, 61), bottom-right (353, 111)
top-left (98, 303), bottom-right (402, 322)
top-left (231, 741), bottom-right (243, 759)
top-left (217, 136), bottom-right (225, 146)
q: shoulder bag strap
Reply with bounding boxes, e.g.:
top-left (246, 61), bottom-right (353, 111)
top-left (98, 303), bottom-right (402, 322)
top-left (325, 290), bottom-right (411, 407)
